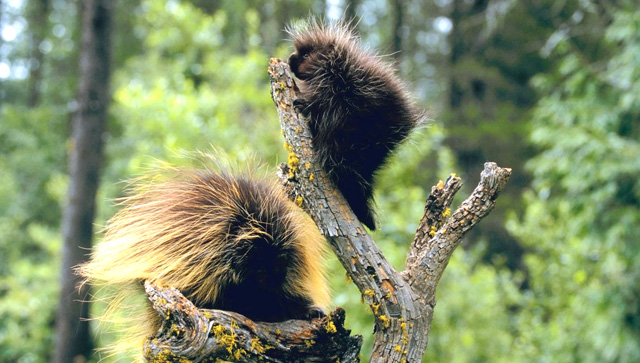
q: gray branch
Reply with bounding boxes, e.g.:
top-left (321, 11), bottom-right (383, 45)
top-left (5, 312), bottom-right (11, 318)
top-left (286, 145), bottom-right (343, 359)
top-left (268, 58), bottom-right (512, 362)
top-left (141, 58), bottom-right (511, 363)
top-left (143, 282), bottom-right (361, 362)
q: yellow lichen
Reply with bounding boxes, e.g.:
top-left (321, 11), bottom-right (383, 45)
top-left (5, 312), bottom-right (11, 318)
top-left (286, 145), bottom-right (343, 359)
top-left (363, 289), bottom-right (374, 297)
top-left (304, 339), bottom-right (316, 348)
top-left (148, 349), bottom-right (192, 363)
top-left (170, 323), bottom-right (184, 339)
top-left (442, 207), bottom-right (451, 218)
top-left (378, 315), bottom-right (390, 328)
top-left (295, 196), bottom-right (303, 207)
top-left (309, 173), bottom-right (314, 181)
top-left (394, 345), bottom-right (402, 352)
top-left (436, 180), bottom-right (444, 189)
top-left (429, 226), bottom-right (437, 237)
top-left (371, 303), bottom-right (380, 315)
top-left (210, 321), bottom-right (246, 361)
top-left (250, 337), bottom-right (272, 354)
top-left (401, 319), bottom-right (409, 345)
top-left (287, 152), bottom-right (300, 179)
top-left (325, 319), bottom-right (337, 334)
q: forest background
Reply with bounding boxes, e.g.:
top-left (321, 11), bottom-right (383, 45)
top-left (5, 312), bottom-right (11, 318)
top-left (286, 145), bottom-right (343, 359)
top-left (1, 0), bottom-right (639, 362)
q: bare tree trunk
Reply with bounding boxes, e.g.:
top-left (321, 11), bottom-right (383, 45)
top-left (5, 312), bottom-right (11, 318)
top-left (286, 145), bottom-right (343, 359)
top-left (391, 0), bottom-right (403, 58)
top-left (316, 0), bottom-right (326, 19)
top-left (26, 0), bottom-right (50, 108)
top-left (446, 0), bottom-right (536, 270)
top-left (53, 1), bottom-right (112, 362)
top-left (344, 0), bottom-right (358, 21)
top-left (0, 0), bottom-right (5, 105)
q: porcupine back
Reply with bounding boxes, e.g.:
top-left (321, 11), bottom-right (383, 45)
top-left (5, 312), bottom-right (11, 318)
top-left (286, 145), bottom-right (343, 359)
top-left (288, 20), bottom-right (422, 230)
top-left (78, 165), bottom-right (329, 356)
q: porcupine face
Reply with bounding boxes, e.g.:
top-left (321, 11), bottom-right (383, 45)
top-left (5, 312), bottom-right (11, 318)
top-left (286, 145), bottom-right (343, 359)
top-left (288, 41), bottom-right (334, 81)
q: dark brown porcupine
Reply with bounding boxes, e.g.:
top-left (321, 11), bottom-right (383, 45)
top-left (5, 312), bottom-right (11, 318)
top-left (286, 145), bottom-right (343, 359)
top-left (78, 162), bottom-right (329, 356)
top-left (287, 20), bottom-right (423, 231)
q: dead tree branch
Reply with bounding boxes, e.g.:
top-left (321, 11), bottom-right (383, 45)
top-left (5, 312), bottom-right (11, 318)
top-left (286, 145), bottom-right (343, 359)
top-left (268, 58), bottom-right (511, 362)
top-left (142, 58), bottom-right (511, 362)
top-left (143, 282), bottom-right (361, 362)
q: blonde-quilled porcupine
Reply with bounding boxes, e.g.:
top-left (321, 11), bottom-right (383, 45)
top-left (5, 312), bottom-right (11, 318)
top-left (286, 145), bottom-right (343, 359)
top-left (288, 20), bottom-right (423, 230)
top-left (77, 161), bottom-right (329, 350)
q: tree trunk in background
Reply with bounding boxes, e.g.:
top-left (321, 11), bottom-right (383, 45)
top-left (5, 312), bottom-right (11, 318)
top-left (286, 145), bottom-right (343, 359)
top-left (53, 0), bottom-right (112, 362)
top-left (445, 0), bottom-right (556, 271)
top-left (344, 0), bottom-right (357, 21)
top-left (315, 0), bottom-right (326, 20)
top-left (26, 0), bottom-right (50, 108)
top-left (391, 0), bottom-right (403, 58)
top-left (0, 0), bottom-right (4, 105)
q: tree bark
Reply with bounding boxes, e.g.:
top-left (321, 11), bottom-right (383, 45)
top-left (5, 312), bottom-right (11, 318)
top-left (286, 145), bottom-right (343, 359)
top-left (391, 0), bottom-right (403, 58)
top-left (271, 58), bottom-right (511, 362)
top-left (142, 59), bottom-right (511, 362)
top-left (0, 0), bottom-right (4, 105)
top-left (26, 0), bottom-right (50, 108)
top-left (344, 0), bottom-right (358, 21)
top-left (143, 282), bottom-right (362, 362)
top-left (445, 0), bottom-right (557, 271)
top-left (53, 1), bottom-right (112, 362)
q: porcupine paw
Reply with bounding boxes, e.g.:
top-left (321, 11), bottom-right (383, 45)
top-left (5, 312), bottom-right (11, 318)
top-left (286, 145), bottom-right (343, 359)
top-left (293, 98), bottom-right (311, 116)
top-left (306, 305), bottom-right (327, 320)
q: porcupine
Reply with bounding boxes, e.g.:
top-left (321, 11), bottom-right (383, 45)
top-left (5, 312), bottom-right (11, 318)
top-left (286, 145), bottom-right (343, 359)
top-left (77, 160), bottom-right (329, 355)
top-left (288, 20), bottom-right (422, 230)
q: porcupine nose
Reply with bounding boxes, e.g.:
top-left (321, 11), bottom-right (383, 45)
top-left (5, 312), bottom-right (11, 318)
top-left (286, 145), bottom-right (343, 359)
top-left (288, 52), bottom-right (299, 72)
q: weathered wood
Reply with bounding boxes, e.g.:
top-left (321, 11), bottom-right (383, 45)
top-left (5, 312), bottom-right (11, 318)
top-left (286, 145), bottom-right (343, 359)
top-left (404, 163), bottom-right (512, 301)
top-left (268, 58), bottom-right (512, 362)
top-left (269, 58), bottom-right (423, 363)
top-left (143, 282), bottom-right (362, 363)
top-left (142, 58), bottom-right (511, 362)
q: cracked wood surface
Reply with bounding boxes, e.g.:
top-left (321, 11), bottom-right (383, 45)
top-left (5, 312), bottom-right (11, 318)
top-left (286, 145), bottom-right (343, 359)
top-left (142, 58), bottom-right (511, 363)
top-left (268, 57), bottom-right (512, 362)
top-left (143, 282), bottom-right (361, 362)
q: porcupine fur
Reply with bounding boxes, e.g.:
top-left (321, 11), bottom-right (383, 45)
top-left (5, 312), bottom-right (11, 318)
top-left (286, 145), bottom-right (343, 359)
top-left (288, 20), bottom-right (422, 230)
top-left (77, 160), bottom-right (329, 356)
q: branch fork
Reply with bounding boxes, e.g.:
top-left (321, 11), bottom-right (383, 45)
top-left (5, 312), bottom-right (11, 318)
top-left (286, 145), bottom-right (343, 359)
top-left (142, 58), bottom-right (511, 362)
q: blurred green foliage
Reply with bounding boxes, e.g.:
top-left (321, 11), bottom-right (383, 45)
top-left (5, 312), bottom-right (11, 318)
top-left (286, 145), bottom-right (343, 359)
top-left (1, 0), bottom-right (639, 362)
top-left (0, 106), bottom-right (66, 362)
top-left (506, 7), bottom-right (640, 361)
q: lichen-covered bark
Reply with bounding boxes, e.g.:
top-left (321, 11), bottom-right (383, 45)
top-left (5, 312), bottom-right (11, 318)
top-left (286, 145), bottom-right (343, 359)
top-left (142, 59), bottom-right (511, 363)
top-left (143, 283), bottom-right (361, 363)
top-left (268, 58), bottom-right (512, 362)
top-left (269, 58), bottom-right (424, 363)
